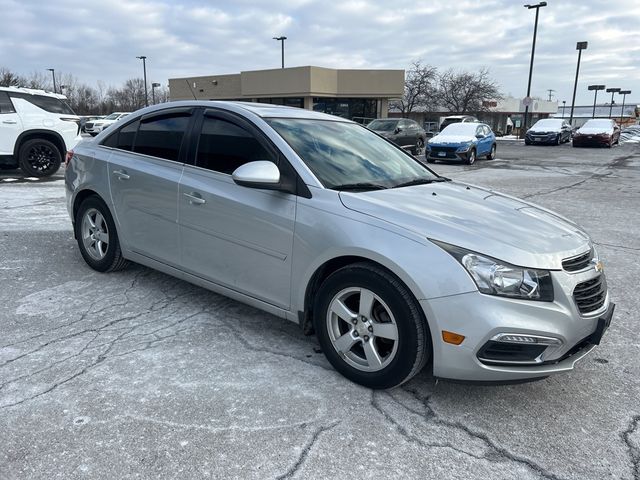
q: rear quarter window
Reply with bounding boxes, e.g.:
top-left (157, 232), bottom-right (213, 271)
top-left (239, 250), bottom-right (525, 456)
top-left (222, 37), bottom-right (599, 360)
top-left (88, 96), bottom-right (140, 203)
top-left (0, 91), bottom-right (16, 114)
top-left (8, 92), bottom-right (76, 115)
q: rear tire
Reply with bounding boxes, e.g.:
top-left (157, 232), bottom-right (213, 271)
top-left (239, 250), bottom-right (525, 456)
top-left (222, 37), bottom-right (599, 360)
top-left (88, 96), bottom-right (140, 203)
top-left (18, 138), bottom-right (62, 177)
top-left (75, 196), bottom-right (128, 272)
top-left (413, 138), bottom-right (425, 156)
top-left (314, 263), bottom-right (430, 389)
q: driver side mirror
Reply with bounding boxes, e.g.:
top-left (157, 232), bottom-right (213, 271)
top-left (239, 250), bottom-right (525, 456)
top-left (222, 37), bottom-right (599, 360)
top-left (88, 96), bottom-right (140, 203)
top-left (475, 134), bottom-right (485, 139)
top-left (394, 127), bottom-right (402, 134)
top-left (232, 161), bottom-right (281, 189)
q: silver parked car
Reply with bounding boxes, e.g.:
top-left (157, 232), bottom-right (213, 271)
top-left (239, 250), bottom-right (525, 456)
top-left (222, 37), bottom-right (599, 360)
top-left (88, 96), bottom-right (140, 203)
top-left (65, 101), bottom-right (614, 389)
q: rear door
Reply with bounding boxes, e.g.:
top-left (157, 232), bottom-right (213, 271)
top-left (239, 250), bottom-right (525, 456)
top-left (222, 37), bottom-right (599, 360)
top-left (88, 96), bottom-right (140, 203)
top-left (178, 109), bottom-right (297, 309)
top-left (106, 108), bottom-right (194, 266)
top-left (0, 92), bottom-right (22, 156)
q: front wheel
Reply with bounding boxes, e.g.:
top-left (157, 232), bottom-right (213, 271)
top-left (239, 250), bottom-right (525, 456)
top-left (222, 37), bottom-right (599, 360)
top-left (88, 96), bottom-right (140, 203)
top-left (466, 148), bottom-right (476, 165)
top-left (314, 263), bottom-right (430, 389)
top-left (18, 139), bottom-right (62, 177)
top-left (75, 196), bottom-right (128, 272)
top-left (413, 138), bottom-right (425, 156)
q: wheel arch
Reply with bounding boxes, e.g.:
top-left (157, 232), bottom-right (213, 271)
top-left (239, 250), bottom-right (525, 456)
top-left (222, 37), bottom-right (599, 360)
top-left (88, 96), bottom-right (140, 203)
top-left (13, 129), bottom-right (66, 159)
top-left (72, 189), bottom-right (107, 235)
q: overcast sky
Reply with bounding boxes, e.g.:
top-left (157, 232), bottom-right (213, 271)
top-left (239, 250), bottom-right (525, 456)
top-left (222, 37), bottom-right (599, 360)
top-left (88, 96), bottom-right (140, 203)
top-left (1, 0), bottom-right (638, 105)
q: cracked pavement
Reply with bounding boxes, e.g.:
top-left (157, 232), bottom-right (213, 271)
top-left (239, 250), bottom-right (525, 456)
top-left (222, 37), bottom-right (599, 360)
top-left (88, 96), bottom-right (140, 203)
top-left (1, 141), bottom-right (639, 479)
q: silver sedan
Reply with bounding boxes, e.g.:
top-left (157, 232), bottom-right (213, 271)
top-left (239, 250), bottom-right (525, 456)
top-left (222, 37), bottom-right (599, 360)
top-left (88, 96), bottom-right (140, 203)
top-left (65, 101), bottom-right (614, 388)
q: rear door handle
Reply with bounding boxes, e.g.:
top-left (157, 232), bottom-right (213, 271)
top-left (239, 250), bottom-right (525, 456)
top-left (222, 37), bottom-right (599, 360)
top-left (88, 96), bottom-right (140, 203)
top-left (2, 120), bottom-right (17, 124)
top-left (183, 192), bottom-right (206, 205)
top-left (112, 170), bottom-right (130, 180)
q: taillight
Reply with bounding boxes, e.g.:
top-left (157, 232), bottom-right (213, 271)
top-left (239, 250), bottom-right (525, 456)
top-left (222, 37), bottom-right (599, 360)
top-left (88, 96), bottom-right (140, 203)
top-left (65, 150), bottom-right (74, 167)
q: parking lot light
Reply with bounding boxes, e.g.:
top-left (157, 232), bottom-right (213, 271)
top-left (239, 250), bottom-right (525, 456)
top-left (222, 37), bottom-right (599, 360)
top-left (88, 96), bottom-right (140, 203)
top-left (522, 2), bottom-right (547, 133)
top-left (46, 68), bottom-right (57, 94)
top-left (272, 36), bottom-right (287, 69)
top-left (619, 90), bottom-right (631, 125)
top-left (151, 82), bottom-right (161, 104)
top-left (569, 42), bottom-right (588, 127)
top-left (136, 56), bottom-right (149, 107)
top-left (562, 100), bottom-right (566, 118)
top-left (588, 85), bottom-right (606, 118)
top-left (606, 88), bottom-right (621, 118)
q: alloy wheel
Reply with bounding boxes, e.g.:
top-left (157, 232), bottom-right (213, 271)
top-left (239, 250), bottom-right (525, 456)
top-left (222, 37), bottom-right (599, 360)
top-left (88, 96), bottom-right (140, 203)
top-left (81, 208), bottom-right (110, 261)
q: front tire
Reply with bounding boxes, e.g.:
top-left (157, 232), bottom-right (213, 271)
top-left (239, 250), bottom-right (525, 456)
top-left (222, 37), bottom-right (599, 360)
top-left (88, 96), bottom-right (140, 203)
top-left (18, 138), bottom-right (62, 177)
top-left (413, 138), bottom-right (425, 156)
top-left (466, 148), bottom-right (476, 165)
top-left (486, 144), bottom-right (496, 160)
top-left (75, 196), bottom-right (128, 272)
top-left (314, 263), bottom-right (430, 389)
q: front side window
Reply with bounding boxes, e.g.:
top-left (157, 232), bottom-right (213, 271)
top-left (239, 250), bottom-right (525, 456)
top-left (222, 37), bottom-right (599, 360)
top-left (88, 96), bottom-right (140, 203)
top-left (8, 92), bottom-right (75, 115)
top-left (267, 118), bottom-right (438, 189)
top-left (133, 114), bottom-right (190, 162)
top-left (195, 116), bottom-right (275, 174)
top-left (0, 92), bottom-right (16, 114)
top-left (103, 120), bottom-right (139, 151)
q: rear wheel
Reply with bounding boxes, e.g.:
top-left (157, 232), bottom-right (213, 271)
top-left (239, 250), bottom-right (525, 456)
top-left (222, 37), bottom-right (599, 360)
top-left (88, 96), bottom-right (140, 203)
top-left (75, 196), bottom-right (128, 272)
top-left (18, 139), bottom-right (62, 177)
top-left (413, 138), bottom-right (425, 156)
top-left (314, 263), bottom-right (430, 389)
top-left (486, 144), bottom-right (496, 160)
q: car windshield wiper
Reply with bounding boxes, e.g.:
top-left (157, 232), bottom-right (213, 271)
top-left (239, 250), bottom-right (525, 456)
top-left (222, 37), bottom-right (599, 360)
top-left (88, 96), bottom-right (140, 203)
top-left (393, 177), bottom-right (450, 188)
top-left (331, 182), bottom-right (389, 191)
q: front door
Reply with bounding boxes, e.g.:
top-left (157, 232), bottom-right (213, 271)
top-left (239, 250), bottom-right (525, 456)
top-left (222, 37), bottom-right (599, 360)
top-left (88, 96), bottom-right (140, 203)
top-left (178, 111), bottom-right (296, 309)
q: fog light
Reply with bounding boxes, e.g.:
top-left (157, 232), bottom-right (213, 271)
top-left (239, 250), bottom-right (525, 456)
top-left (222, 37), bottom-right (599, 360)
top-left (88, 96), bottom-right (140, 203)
top-left (493, 334), bottom-right (562, 346)
top-left (442, 330), bottom-right (465, 345)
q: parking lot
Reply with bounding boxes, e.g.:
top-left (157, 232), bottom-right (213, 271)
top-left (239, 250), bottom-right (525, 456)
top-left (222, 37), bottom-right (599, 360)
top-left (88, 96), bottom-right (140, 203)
top-left (1, 141), bottom-right (639, 479)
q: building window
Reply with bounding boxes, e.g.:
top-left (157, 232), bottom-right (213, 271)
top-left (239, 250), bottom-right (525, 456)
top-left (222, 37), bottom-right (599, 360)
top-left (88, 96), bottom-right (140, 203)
top-left (312, 98), bottom-right (377, 122)
top-left (256, 97), bottom-right (304, 109)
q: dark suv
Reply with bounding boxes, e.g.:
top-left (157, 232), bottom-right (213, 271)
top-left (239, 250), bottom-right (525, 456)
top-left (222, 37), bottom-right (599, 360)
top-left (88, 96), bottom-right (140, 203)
top-left (439, 115), bottom-right (478, 131)
top-left (366, 118), bottom-right (426, 155)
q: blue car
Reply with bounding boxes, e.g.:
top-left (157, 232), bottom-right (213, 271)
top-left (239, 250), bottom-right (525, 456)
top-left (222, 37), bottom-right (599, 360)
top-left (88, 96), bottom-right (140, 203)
top-left (426, 122), bottom-right (496, 165)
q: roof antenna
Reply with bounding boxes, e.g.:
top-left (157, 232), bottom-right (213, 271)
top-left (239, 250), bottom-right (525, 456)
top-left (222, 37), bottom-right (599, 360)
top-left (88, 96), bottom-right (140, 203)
top-left (185, 79), bottom-right (197, 100)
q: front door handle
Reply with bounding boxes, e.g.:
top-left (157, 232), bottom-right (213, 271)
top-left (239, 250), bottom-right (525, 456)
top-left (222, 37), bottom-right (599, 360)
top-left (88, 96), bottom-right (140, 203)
top-left (2, 120), bottom-right (17, 124)
top-left (112, 170), bottom-right (130, 180)
top-left (183, 192), bottom-right (206, 205)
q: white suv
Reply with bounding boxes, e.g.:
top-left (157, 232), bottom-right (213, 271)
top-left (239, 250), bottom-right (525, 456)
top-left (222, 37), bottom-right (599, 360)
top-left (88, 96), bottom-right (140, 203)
top-left (0, 86), bottom-right (82, 177)
top-left (84, 112), bottom-right (130, 136)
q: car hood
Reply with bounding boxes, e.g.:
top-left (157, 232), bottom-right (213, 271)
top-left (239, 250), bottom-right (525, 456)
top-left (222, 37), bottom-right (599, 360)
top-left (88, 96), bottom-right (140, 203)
top-left (576, 127), bottom-right (612, 135)
top-left (429, 134), bottom-right (475, 145)
top-left (339, 181), bottom-right (591, 269)
top-left (528, 127), bottom-right (562, 134)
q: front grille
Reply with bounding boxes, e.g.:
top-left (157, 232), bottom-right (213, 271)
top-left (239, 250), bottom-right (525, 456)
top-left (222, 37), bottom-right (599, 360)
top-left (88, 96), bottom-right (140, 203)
top-left (430, 146), bottom-right (458, 153)
top-left (562, 249), bottom-right (593, 272)
top-left (573, 275), bottom-right (606, 314)
top-left (85, 123), bottom-right (94, 129)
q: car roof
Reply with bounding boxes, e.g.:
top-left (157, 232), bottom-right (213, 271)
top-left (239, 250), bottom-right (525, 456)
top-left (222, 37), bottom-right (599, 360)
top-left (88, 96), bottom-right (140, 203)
top-left (0, 85), bottom-right (69, 100)
top-left (129, 100), bottom-right (354, 123)
top-left (443, 115), bottom-right (474, 119)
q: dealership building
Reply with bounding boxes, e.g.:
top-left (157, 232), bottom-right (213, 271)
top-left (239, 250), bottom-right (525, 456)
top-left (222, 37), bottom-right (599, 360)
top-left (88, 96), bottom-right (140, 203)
top-left (169, 66), bottom-right (404, 122)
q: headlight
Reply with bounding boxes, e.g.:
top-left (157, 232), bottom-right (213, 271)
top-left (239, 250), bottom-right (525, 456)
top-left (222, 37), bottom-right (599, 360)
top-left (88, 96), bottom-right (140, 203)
top-left (456, 142), bottom-right (473, 152)
top-left (432, 241), bottom-right (554, 301)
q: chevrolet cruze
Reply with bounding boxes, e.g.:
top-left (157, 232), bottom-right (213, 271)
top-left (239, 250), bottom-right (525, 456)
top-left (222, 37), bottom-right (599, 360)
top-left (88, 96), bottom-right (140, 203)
top-left (65, 101), bottom-right (614, 389)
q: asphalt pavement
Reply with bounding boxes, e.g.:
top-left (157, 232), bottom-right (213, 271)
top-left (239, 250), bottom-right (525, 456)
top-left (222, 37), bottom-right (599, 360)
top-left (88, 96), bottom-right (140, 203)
top-left (1, 141), bottom-right (639, 479)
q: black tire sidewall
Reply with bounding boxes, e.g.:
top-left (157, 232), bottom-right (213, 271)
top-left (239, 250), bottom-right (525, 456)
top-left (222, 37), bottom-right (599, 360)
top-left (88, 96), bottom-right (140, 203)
top-left (75, 196), bottom-right (122, 272)
top-left (19, 139), bottom-right (62, 177)
top-left (314, 265), bottom-right (428, 389)
top-left (467, 148), bottom-right (476, 164)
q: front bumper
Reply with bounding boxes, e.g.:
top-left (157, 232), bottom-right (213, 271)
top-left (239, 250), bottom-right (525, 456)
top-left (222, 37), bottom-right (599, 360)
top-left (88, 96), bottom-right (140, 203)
top-left (573, 135), bottom-right (610, 147)
top-left (526, 133), bottom-right (561, 144)
top-left (421, 270), bottom-right (613, 382)
top-left (426, 147), bottom-right (472, 162)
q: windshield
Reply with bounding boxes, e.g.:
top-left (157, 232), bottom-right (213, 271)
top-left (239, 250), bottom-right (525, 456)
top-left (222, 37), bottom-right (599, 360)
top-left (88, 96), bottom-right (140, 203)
top-left (367, 119), bottom-right (398, 132)
top-left (531, 119), bottom-right (563, 130)
top-left (104, 113), bottom-right (121, 120)
top-left (440, 123), bottom-right (478, 136)
top-left (581, 119), bottom-right (613, 129)
top-left (267, 119), bottom-right (438, 189)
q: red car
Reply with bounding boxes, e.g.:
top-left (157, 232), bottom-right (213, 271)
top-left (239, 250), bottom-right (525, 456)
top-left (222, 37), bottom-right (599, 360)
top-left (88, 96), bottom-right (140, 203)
top-left (572, 119), bottom-right (621, 148)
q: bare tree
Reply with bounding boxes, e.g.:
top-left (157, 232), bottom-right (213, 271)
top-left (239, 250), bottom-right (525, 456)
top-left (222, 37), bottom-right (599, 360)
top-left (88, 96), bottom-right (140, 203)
top-left (437, 67), bottom-right (502, 113)
top-left (0, 67), bottom-right (25, 87)
top-left (391, 60), bottom-right (438, 116)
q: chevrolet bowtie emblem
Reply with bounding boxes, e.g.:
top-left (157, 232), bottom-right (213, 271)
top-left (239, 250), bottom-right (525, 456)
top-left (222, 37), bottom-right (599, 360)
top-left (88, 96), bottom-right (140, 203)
top-left (595, 261), bottom-right (604, 273)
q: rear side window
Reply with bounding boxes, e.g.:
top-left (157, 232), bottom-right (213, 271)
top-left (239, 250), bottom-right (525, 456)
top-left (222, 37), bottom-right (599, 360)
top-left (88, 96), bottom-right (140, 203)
top-left (0, 92), bottom-right (16, 114)
top-left (133, 114), bottom-right (190, 162)
top-left (195, 116), bottom-right (275, 174)
top-left (103, 120), bottom-right (140, 151)
top-left (8, 92), bottom-right (75, 115)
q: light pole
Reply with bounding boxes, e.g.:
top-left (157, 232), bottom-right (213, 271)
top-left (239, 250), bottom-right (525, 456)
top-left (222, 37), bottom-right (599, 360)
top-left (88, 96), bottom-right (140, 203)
top-left (136, 56), bottom-right (149, 107)
top-left (46, 68), bottom-right (57, 94)
top-left (569, 41), bottom-right (588, 127)
top-left (588, 85), bottom-right (605, 118)
top-left (272, 36), bottom-right (287, 69)
top-left (562, 100), bottom-right (566, 118)
top-left (619, 90), bottom-right (631, 126)
top-left (606, 88), bottom-right (620, 118)
top-left (522, 2), bottom-right (547, 132)
top-left (151, 82), bottom-right (161, 104)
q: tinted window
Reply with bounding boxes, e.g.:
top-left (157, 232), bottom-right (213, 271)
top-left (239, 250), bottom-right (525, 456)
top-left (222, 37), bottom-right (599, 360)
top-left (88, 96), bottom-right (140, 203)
top-left (133, 114), bottom-right (190, 162)
top-left (0, 92), bottom-right (16, 114)
top-left (103, 120), bottom-right (140, 151)
top-left (8, 92), bottom-right (75, 115)
top-left (196, 117), bottom-right (275, 174)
